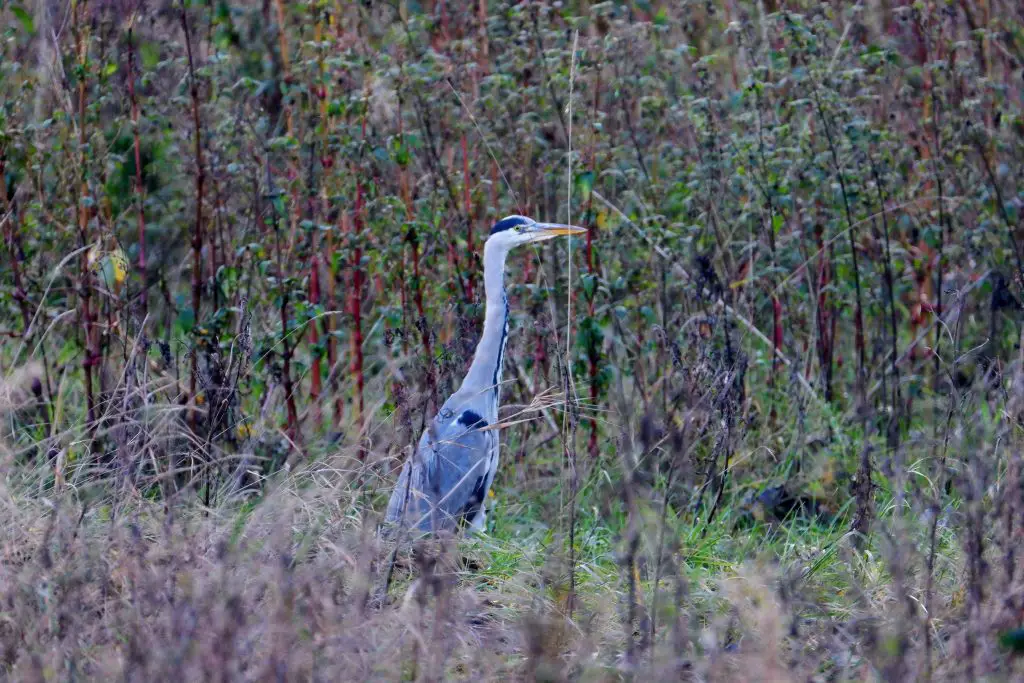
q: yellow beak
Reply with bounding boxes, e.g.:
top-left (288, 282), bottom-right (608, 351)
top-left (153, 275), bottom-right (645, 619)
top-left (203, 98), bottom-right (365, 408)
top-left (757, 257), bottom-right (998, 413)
top-left (532, 222), bottom-right (588, 238)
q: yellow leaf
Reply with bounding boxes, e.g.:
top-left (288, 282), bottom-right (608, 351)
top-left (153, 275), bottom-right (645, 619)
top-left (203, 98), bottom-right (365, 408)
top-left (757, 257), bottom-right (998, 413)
top-left (110, 248), bottom-right (128, 286)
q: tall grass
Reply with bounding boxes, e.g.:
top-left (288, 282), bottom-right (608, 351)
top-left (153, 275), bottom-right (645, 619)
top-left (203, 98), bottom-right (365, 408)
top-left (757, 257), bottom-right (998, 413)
top-left (1, 1), bottom-right (1024, 679)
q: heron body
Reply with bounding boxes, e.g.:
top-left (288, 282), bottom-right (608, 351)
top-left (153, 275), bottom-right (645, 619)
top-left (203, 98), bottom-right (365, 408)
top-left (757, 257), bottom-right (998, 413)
top-left (385, 216), bottom-right (585, 533)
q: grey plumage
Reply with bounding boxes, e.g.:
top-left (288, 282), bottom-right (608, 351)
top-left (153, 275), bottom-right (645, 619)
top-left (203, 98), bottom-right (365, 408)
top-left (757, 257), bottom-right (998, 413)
top-left (384, 215), bottom-right (585, 534)
top-left (385, 405), bottom-right (498, 531)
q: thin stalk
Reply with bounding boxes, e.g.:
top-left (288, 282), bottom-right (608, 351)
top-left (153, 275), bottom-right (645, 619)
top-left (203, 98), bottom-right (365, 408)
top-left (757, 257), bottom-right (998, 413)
top-left (73, 0), bottom-right (98, 435)
top-left (408, 91), bottom-right (466, 296)
top-left (814, 92), bottom-right (866, 403)
top-left (181, 1), bottom-right (206, 417)
top-left (270, 183), bottom-right (299, 443)
top-left (585, 68), bottom-right (601, 459)
top-left (974, 137), bottom-right (1024, 288)
top-left (408, 224), bottom-right (435, 409)
top-left (348, 200), bottom-right (365, 440)
top-left (326, 223), bottom-right (342, 424)
top-left (462, 134), bottom-right (475, 301)
top-left (869, 154), bottom-right (902, 447)
top-left (562, 29), bottom-right (580, 619)
top-left (925, 42), bottom-right (951, 679)
top-left (127, 22), bottom-right (147, 322)
top-left (309, 253), bottom-right (322, 424)
top-left (272, 0), bottom-right (292, 135)
top-left (0, 158), bottom-right (32, 337)
top-left (398, 109), bottom-right (435, 399)
top-left (814, 224), bottom-right (834, 402)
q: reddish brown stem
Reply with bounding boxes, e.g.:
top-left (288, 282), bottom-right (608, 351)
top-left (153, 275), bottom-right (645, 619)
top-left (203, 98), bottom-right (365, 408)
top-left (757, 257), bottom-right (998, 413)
top-left (461, 134), bottom-right (475, 301)
top-left (181, 2), bottom-right (205, 414)
top-left (280, 291), bottom-right (299, 441)
top-left (326, 221), bottom-right (342, 424)
top-left (272, 0), bottom-right (293, 135)
top-left (127, 25), bottom-right (147, 321)
top-left (0, 159), bottom-right (32, 338)
top-left (349, 195), bottom-right (365, 439)
top-left (771, 295), bottom-right (783, 381)
top-left (348, 118), bottom-right (368, 432)
top-left (309, 254), bottom-right (322, 422)
top-left (266, 181), bottom-right (299, 443)
top-left (578, 70), bottom-right (602, 457)
top-left (814, 225), bottom-right (834, 402)
top-left (408, 226), bottom-right (435, 404)
top-left (73, 0), bottom-right (98, 434)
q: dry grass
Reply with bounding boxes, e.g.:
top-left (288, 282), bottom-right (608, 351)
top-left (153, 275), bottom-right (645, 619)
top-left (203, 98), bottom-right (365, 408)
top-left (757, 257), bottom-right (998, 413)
top-left (4, 0), bottom-right (1024, 679)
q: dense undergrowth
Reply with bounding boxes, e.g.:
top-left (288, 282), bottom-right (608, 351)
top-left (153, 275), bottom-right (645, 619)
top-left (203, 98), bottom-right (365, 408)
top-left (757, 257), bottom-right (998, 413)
top-left (2, 0), bottom-right (1024, 680)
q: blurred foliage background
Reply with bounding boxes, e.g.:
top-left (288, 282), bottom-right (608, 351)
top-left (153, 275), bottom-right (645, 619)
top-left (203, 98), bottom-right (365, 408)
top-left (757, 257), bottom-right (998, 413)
top-left (2, 0), bottom-right (1024, 680)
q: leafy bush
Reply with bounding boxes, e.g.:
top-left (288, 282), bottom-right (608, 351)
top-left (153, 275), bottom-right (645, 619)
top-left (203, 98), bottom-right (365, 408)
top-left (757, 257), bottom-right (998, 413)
top-left (1, 1), bottom-right (1023, 679)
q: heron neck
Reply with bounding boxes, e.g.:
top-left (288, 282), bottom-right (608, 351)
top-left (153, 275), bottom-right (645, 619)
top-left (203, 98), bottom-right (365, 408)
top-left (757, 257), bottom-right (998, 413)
top-left (459, 240), bottom-right (510, 408)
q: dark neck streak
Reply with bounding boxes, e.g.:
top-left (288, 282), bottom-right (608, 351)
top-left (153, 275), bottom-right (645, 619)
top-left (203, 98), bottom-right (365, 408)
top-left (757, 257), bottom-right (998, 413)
top-left (491, 291), bottom-right (509, 410)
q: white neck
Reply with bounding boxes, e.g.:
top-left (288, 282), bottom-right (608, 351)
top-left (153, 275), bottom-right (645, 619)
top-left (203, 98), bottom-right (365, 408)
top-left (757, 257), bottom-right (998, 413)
top-left (458, 239), bottom-right (510, 409)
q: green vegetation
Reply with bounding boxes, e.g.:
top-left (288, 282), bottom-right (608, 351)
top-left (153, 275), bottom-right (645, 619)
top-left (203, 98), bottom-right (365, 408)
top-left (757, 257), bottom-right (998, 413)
top-left (1, 0), bottom-right (1023, 679)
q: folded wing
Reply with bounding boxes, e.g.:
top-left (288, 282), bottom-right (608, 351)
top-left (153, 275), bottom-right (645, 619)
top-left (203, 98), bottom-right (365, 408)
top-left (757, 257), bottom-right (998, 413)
top-left (385, 410), bottom-right (495, 533)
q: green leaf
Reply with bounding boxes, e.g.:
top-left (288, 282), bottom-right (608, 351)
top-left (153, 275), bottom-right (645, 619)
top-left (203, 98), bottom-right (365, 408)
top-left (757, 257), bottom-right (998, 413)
top-left (11, 5), bottom-right (35, 35)
top-left (575, 171), bottom-right (594, 203)
top-left (178, 307), bottom-right (196, 333)
top-left (140, 41), bottom-right (161, 69)
top-left (57, 339), bottom-right (79, 366)
top-left (999, 628), bottom-right (1024, 653)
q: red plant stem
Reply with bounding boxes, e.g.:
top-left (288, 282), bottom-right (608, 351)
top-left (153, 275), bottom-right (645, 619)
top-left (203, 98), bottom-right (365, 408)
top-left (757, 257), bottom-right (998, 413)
top-left (477, 0), bottom-right (489, 74)
top-left (408, 226), bottom-right (434, 403)
top-left (397, 247), bottom-right (409, 355)
top-left (771, 295), bottom-right (783, 380)
top-left (279, 289), bottom-right (299, 441)
top-left (210, 178), bottom-right (227, 313)
top-left (0, 159), bottom-right (32, 337)
top-left (349, 197), bottom-right (365, 437)
top-left (814, 225), bottom-right (834, 402)
top-left (408, 228), bottom-right (425, 322)
top-left (127, 25), bottom-right (147, 321)
top-left (73, 0), bottom-right (97, 433)
top-left (181, 2), bottom-right (205, 413)
top-left (490, 160), bottom-right (498, 213)
top-left (326, 223), bottom-right (342, 424)
top-left (273, 0), bottom-right (293, 135)
top-left (263, 169), bottom-right (299, 442)
top-left (309, 253), bottom-right (322, 422)
top-left (462, 134), bottom-right (475, 301)
top-left (210, 185), bottom-right (220, 290)
top-left (534, 330), bottom-right (547, 392)
top-left (396, 101), bottom-right (412, 355)
top-left (348, 111), bottom-right (369, 433)
top-left (585, 72), bottom-right (600, 282)
top-left (585, 70), bottom-right (601, 458)
top-left (584, 214), bottom-right (599, 458)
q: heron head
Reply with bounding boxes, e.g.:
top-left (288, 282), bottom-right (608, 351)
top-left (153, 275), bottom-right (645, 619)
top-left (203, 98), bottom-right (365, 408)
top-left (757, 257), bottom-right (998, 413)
top-left (487, 215), bottom-right (586, 248)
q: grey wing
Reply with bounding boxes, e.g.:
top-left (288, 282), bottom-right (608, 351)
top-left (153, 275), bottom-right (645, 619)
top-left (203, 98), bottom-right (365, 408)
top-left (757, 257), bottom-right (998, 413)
top-left (384, 412), bottom-right (495, 533)
top-left (384, 428), bottom-right (434, 530)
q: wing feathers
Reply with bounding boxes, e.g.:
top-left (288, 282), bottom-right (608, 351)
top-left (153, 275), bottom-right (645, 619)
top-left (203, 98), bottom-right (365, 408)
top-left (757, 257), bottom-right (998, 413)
top-left (384, 411), bottom-right (496, 533)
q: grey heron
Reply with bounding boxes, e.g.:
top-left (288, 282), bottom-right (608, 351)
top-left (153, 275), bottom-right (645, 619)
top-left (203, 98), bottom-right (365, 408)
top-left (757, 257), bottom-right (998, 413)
top-left (385, 215), bottom-right (586, 533)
